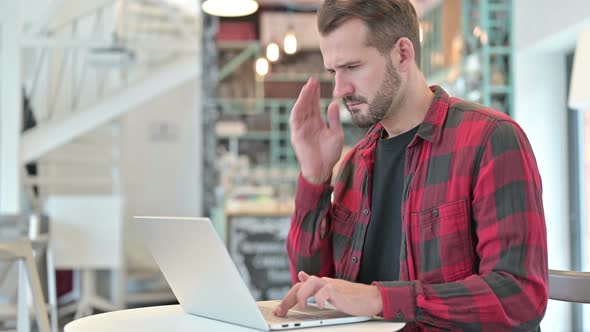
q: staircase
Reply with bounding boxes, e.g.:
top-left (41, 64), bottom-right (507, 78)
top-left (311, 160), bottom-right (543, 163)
top-left (3, 0), bottom-right (204, 318)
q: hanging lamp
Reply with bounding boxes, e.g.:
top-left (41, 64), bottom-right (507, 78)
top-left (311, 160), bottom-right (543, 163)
top-left (201, 0), bottom-right (259, 17)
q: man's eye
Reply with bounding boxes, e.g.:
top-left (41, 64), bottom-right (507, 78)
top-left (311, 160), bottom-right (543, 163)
top-left (347, 65), bottom-right (358, 70)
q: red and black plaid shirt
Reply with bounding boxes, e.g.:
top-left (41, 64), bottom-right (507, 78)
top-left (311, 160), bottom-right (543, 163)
top-left (286, 86), bottom-right (548, 331)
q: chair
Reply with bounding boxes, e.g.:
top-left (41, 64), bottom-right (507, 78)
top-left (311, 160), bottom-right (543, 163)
top-left (0, 214), bottom-right (57, 332)
top-left (44, 195), bottom-right (124, 319)
top-left (0, 239), bottom-right (51, 332)
top-left (548, 269), bottom-right (590, 303)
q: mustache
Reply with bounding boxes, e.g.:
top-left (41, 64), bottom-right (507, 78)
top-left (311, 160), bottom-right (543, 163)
top-left (343, 95), bottom-right (368, 104)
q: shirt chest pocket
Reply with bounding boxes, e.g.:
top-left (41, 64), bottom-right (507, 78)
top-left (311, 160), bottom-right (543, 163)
top-left (410, 198), bottom-right (474, 284)
top-left (329, 203), bottom-right (355, 274)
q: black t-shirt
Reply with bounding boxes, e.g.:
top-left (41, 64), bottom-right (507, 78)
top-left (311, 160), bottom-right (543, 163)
top-left (356, 125), bottom-right (419, 284)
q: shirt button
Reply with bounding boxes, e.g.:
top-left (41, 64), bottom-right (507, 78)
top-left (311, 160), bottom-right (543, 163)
top-left (363, 209), bottom-right (369, 215)
top-left (352, 256), bottom-right (358, 263)
top-left (396, 311), bottom-right (404, 319)
top-left (433, 209), bottom-right (439, 217)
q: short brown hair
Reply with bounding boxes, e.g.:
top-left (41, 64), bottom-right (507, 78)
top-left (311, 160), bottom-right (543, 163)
top-left (318, 0), bottom-right (421, 66)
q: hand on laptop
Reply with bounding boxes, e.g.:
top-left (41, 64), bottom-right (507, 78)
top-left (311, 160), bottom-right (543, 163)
top-left (273, 271), bottom-right (382, 317)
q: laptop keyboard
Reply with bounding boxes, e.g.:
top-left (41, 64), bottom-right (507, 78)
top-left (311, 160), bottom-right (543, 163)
top-left (257, 301), bottom-right (354, 324)
top-left (259, 306), bottom-right (318, 323)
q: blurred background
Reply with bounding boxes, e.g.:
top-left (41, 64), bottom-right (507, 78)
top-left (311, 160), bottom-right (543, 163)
top-left (0, 0), bottom-right (589, 331)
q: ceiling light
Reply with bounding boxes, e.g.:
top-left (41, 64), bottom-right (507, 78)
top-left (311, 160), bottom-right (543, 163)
top-left (255, 57), bottom-right (269, 76)
top-left (284, 31), bottom-right (297, 55)
top-left (266, 43), bottom-right (280, 62)
top-left (201, 0), bottom-right (259, 17)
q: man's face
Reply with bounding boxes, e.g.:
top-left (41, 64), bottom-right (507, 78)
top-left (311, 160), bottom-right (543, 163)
top-left (320, 19), bottom-right (402, 128)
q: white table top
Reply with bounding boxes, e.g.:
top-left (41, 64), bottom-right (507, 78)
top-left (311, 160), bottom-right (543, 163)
top-left (65, 305), bottom-right (405, 332)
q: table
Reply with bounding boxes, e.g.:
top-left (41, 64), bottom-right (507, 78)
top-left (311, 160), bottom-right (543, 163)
top-left (65, 305), bottom-right (406, 331)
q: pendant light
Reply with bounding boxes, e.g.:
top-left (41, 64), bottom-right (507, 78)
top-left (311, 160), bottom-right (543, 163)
top-left (255, 57), bottom-right (269, 76)
top-left (283, 30), bottom-right (298, 55)
top-left (201, 0), bottom-right (259, 17)
top-left (266, 42), bottom-right (280, 62)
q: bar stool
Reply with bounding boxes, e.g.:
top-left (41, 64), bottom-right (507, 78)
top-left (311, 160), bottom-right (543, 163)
top-left (0, 214), bottom-right (57, 332)
top-left (0, 239), bottom-right (50, 332)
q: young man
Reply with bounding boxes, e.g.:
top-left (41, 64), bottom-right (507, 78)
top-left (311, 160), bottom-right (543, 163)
top-left (273, 0), bottom-right (548, 330)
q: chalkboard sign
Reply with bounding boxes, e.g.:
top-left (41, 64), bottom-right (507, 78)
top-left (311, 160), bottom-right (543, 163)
top-left (227, 216), bottom-right (292, 301)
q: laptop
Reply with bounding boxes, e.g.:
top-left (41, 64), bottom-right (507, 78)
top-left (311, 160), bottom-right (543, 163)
top-left (133, 216), bottom-right (374, 330)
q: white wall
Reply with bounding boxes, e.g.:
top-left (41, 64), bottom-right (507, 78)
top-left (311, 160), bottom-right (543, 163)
top-left (121, 79), bottom-right (203, 269)
top-left (514, 53), bottom-right (570, 330)
top-left (514, 1), bottom-right (590, 330)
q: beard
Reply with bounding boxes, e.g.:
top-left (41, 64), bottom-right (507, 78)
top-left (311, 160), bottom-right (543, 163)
top-left (344, 61), bottom-right (401, 128)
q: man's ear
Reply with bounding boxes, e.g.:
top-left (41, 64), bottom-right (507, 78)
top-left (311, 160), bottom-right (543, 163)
top-left (390, 37), bottom-right (415, 72)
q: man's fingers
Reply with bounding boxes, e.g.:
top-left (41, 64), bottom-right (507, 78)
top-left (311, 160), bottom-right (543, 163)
top-left (313, 283), bottom-right (334, 310)
top-left (311, 76), bottom-right (320, 116)
top-left (298, 271), bottom-right (310, 282)
top-left (295, 276), bottom-right (326, 310)
top-left (290, 78), bottom-right (320, 125)
top-left (273, 282), bottom-right (301, 317)
top-left (291, 78), bottom-right (314, 120)
top-left (326, 101), bottom-right (343, 134)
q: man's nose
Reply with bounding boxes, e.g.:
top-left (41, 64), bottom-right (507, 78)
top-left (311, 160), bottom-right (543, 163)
top-left (332, 73), bottom-right (353, 99)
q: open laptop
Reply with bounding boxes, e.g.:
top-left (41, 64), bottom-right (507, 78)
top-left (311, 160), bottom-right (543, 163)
top-left (133, 216), bottom-right (374, 330)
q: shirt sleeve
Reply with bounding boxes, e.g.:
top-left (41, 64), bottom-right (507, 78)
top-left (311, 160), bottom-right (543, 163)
top-left (286, 174), bottom-right (335, 284)
top-left (373, 120), bottom-right (548, 330)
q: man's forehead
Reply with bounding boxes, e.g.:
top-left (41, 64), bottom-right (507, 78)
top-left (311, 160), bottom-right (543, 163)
top-left (319, 20), bottom-right (370, 67)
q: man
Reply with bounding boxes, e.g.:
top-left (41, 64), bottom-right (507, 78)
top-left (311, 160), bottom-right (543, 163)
top-left (272, 0), bottom-right (548, 330)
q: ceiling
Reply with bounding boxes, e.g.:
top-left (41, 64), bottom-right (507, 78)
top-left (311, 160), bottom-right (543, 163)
top-left (256, 0), bottom-right (444, 17)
